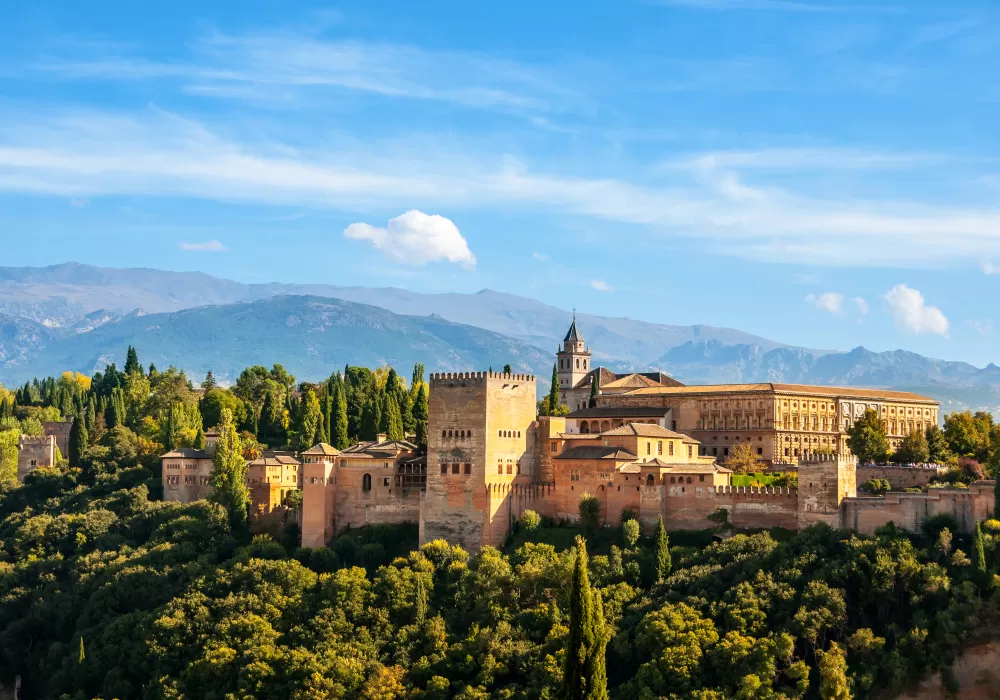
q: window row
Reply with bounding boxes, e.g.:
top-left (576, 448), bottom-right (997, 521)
top-left (498, 430), bottom-right (521, 438)
top-left (442, 429), bottom-right (473, 439)
top-left (440, 463), bottom-right (472, 475)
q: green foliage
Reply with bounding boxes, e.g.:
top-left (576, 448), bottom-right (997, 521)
top-left (578, 492), bottom-right (601, 531)
top-left (547, 364), bottom-right (560, 417)
top-left (562, 536), bottom-right (608, 700)
top-left (412, 383), bottom-right (429, 446)
top-left (976, 520), bottom-right (987, 574)
top-left (654, 516), bottom-right (671, 583)
top-left (0, 429), bottom-right (18, 485)
top-left (69, 415), bottom-right (89, 467)
top-left (860, 478), bottom-right (891, 494)
top-left (210, 408), bottom-right (249, 535)
top-left (847, 408), bottom-right (889, 463)
top-left (895, 428), bottom-right (930, 463)
top-left (521, 509), bottom-right (541, 532)
top-left (817, 642), bottom-right (850, 700)
top-left (621, 519), bottom-right (640, 548)
top-left (926, 425), bottom-right (952, 464)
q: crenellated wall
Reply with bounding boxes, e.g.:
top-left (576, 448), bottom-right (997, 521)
top-left (843, 482), bottom-right (994, 535)
top-left (857, 465), bottom-right (947, 490)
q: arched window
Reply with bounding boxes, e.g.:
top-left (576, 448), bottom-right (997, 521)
top-left (686, 476), bottom-right (692, 484)
top-left (362, 473), bottom-right (372, 491)
top-left (580, 421), bottom-right (590, 433)
top-left (442, 430), bottom-right (447, 438)
top-left (670, 476), bottom-right (676, 483)
top-left (646, 474), bottom-right (654, 486)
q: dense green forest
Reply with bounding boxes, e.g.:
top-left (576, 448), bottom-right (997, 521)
top-left (4, 348), bottom-right (1000, 699)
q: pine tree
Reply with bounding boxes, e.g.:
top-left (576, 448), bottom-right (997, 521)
top-left (413, 383), bottom-right (429, 446)
top-left (589, 372), bottom-right (599, 408)
top-left (562, 536), bottom-right (608, 700)
top-left (548, 364), bottom-right (560, 416)
top-left (976, 520), bottom-right (987, 574)
top-left (124, 345), bottom-right (141, 375)
top-left (385, 395), bottom-right (404, 441)
top-left (68, 416), bottom-right (89, 468)
top-left (202, 370), bottom-right (217, 390)
top-left (654, 516), bottom-right (671, 583)
top-left (333, 384), bottom-right (350, 450)
top-left (210, 408), bottom-right (249, 535)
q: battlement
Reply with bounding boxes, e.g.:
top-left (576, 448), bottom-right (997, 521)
top-left (486, 481), bottom-right (555, 496)
top-left (797, 453), bottom-right (856, 465)
top-left (429, 371), bottom-right (537, 385)
top-left (17, 435), bottom-right (53, 447)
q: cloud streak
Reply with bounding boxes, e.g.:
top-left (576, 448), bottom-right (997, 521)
top-left (3, 107), bottom-right (1000, 269)
top-left (180, 240), bottom-right (227, 252)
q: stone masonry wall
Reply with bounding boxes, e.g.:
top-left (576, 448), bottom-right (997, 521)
top-left (16, 435), bottom-right (54, 481)
top-left (843, 482), bottom-right (994, 535)
top-left (858, 465), bottom-right (946, 490)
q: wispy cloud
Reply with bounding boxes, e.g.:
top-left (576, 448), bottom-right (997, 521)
top-left (805, 292), bottom-right (844, 314)
top-left (532, 252), bottom-right (549, 261)
top-left (965, 319), bottom-right (993, 336)
top-left (853, 297), bottom-right (869, 321)
top-left (69, 197), bottom-right (88, 207)
top-left (180, 240), bottom-right (227, 252)
top-left (4, 107), bottom-right (1000, 269)
top-left (591, 280), bottom-right (613, 292)
top-left (663, 147), bottom-right (945, 172)
top-left (29, 30), bottom-right (579, 119)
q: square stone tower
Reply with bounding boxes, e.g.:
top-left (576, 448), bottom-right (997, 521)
top-left (421, 370), bottom-right (537, 551)
top-left (797, 453), bottom-right (857, 529)
top-left (300, 444), bottom-right (340, 548)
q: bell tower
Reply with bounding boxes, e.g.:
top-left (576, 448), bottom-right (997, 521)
top-left (556, 313), bottom-right (591, 408)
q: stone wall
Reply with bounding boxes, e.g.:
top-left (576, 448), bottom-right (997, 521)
top-left (797, 455), bottom-right (856, 529)
top-left (858, 465), bottom-right (946, 490)
top-left (842, 482), bottom-right (994, 535)
top-left (301, 458), bottom-right (336, 548)
top-left (16, 435), bottom-right (54, 481)
top-left (42, 420), bottom-right (72, 458)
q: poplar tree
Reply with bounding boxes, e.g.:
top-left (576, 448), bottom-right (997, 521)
top-left (69, 416), bottom-right (88, 467)
top-left (333, 384), bottom-right (350, 449)
top-left (976, 520), bottom-right (987, 574)
top-left (562, 536), bottom-right (608, 700)
top-left (297, 390), bottom-right (322, 450)
top-left (654, 516), bottom-right (672, 583)
top-left (210, 408), bottom-right (249, 535)
top-left (413, 383), bottom-right (429, 446)
top-left (548, 364), bottom-right (559, 416)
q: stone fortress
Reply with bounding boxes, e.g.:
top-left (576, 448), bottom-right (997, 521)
top-left (145, 316), bottom-right (988, 552)
top-left (293, 318), bottom-right (995, 552)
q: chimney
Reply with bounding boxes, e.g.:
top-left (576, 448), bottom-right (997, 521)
top-left (377, 433), bottom-right (387, 442)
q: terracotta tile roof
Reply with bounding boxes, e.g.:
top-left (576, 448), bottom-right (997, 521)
top-left (619, 463), bottom-right (643, 473)
top-left (249, 456), bottom-right (302, 466)
top-left (567, 406), bottom-right (669, 419)
top-left (625, 458), bottom-right (731, 474)
top-left (160, 447), bottom-right (211, 459)
top-left (621, 382), bottom-right (937, 403)
top-left (301, 443), bottom-right (340, 456)
top-left (572, 367), bottom-right (684, 391)
top-left (564, 318), bottom-right (584, 343)
top-left (555, 445), bottom-right (638, 460)
top-left (572, 366), bottom-right (618, 390)
top-left (602, 373), bottom-right (664, 390)
top-left (599, 423), bottom-right (699, 442)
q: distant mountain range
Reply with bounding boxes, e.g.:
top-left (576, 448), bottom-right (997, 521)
top-left (1, 262), bottom-right (998, 412)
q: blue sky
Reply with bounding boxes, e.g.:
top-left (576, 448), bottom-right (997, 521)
top-left (2, 0), bottom-right (1000, 365)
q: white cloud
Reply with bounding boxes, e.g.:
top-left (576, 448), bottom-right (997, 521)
top-left (591, 280), bottom-right (613, 292)
top-left (180, 240), bottom-right (227, 252)
top-left (665, 148), bottom-right (941, 172)
top-left (805, 292), bottom-right (844, 314)
top-left (532, 252), bottom-right (549, 261)
top-left (69, 197), bottom-right (88, 207)
top-left (853, 296), bottom-right (869, 320)
top-left (344, 210), bottom-right (475, 268)
top-left (982, 261), bottom-right (999, 275)
top-left (884, 284), bottom-right (949, 336)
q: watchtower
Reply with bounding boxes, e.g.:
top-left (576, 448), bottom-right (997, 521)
top-left (797, 453), bottom-right (857, 529)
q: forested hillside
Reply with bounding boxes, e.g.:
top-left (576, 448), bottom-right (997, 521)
top-left (3, 348), bottom-right (1000, 698)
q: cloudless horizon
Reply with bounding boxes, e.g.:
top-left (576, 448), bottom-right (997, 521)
top-left (3, 1), bottom-right (999, 366)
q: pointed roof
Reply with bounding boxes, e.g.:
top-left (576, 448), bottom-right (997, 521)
top-left (301, 443), bottom-right (340, 456)
top-left (563, 315), bottom-right (584, 343)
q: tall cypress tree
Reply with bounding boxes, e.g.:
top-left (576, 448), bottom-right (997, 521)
top-left (548, 364), bottom-right (560, 416)
top-left (976, 520), bottom-right (987, 574)
top-left (413, 383), bottom-right (429, 446)
top-left (654, 516), bottom-right (672, 583)
top-left (589, 372), bottom-right (599, 408)
top-left (562, 536), bottom-right (608, 700)
top-left (194, 424), bottom-right (207, 450)
top-left (385, 395), bottom-right (404, 441)
top-left (333, 384), bottom-right (350, 449)
top-left (68, 416), bottom-right (88, 467)
top-left (210, 408), bottom-right (249, 536)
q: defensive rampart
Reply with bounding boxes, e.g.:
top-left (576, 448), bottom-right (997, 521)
top-left (842, 482), bottom-right (994, 535)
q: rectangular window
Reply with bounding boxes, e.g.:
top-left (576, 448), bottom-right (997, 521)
top-left (699, 475), bottom-right (705, 482)
top-left (646, 443), bottom-right (651, 455)
top-left (507, 464), bottom-right (512, 474)
top-left (383, 477), bottom-right (390, 486)
top-left (464, 463), bottom-right (471, 474)
top-left (757, 447), bottom-right (763, 456)
top-left (723, 448), bottom-right (729, 457)
top-left (712, 447), bottom-right (718, 456)
top-left (551, 442), bottom-right (558, 452)
top-left (451, 463), bottom-right (459, 474)
top-left (657, 441), bottom-right (663, 455)
top-left (441, 463), bottom-right (448, 474)
top-left (669, 442), bottom-right (674, 456)
top-left (570, 470), bottom-right (580, 482)
top-left (498, 464), bottom-right (503, 474)
top-left (688, 446), bottom-right (693, 457)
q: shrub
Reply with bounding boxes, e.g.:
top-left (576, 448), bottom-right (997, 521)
top-left (984, 519), bottom-right (1000, 534)
top-left (619, 508), bottom-right (638, 525)
top-left (579, 493), bottom-right (601, 531)
top-left (621, 519), bottom-right (640, 547)
top-left (520, 510), bottom-right (541, 532)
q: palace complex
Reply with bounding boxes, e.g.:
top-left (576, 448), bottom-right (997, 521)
top-left (158, 318), bottom-right (992, 553)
